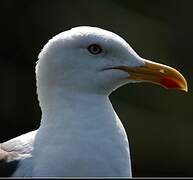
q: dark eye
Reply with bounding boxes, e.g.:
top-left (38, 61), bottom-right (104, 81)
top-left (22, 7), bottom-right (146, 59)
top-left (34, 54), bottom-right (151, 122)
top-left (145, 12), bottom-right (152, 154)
top-left (88, 44), bottom-right (102, 55)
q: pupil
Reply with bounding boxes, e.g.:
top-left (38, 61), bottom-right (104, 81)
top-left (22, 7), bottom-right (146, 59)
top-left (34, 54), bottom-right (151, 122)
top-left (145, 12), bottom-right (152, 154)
top-left (93, 47), bottom-right (98, 52)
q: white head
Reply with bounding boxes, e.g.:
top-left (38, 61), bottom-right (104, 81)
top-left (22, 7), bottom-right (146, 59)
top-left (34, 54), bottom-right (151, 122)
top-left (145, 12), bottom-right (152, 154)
top-left (36, 26), bottom-right (187, 105)
top-left (36, 26), bottom-right (144, 95)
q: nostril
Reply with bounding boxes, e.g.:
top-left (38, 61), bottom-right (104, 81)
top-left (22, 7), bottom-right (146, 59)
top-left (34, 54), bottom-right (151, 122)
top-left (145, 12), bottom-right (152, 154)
top-left (159, 69), bottom-right (165, 73)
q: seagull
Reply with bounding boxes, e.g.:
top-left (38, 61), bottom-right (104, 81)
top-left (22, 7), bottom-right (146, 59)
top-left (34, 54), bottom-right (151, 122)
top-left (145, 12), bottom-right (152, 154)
top-left (0, 26), bottom-right (187, 177)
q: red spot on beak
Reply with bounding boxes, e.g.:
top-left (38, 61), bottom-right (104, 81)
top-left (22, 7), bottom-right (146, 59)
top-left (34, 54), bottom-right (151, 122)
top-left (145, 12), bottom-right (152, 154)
top-left (160, 77), bottom-right (181, 89)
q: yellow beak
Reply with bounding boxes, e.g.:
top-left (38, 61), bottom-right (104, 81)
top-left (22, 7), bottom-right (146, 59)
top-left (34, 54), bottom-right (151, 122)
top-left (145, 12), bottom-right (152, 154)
top-left (112, 59), bottom-right (188, 92)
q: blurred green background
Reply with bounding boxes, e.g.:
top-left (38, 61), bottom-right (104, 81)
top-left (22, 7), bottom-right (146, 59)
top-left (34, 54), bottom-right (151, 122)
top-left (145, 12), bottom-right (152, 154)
top-left (0, 0), bottom-right (192, 177)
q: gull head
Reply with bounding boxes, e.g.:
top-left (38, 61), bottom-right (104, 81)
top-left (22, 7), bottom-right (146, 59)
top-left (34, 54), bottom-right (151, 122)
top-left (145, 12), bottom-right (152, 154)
top-left (36, 26), bottom-right (188, 97)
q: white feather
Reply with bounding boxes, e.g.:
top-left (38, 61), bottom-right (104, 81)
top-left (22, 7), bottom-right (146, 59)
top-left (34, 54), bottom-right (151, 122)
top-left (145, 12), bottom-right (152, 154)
top-left (9, 26), bottom-right (145, 177)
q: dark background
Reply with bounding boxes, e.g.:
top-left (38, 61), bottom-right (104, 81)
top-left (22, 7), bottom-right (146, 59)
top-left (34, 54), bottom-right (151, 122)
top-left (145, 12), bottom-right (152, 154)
top-left (0, 0), bottom-right (193, 177)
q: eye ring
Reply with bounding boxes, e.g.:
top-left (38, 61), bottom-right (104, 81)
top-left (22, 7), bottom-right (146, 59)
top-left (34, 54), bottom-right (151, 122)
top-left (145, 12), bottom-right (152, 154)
top-left (88, 44), bottom-right (102, 55)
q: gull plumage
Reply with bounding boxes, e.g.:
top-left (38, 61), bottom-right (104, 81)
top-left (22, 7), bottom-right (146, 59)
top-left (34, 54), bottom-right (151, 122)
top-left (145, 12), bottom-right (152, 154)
top-left (0, 26), bottom-right (187, 177)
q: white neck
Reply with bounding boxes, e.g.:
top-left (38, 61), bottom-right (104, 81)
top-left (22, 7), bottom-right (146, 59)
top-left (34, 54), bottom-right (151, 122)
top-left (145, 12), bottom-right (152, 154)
top-left (40, 91), bottom-right (114, 128)
top-left (33, 90), bottom-right (132, 177)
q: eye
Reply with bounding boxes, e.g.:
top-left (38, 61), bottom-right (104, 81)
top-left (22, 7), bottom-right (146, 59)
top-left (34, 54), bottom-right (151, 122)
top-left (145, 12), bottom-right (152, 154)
top-left (88, 44), bottom-right (102, 55)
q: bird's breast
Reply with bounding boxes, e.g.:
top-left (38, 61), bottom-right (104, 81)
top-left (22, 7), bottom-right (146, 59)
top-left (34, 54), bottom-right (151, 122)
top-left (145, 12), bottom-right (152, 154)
top-left (32, 117), bottom-right (131, 177)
